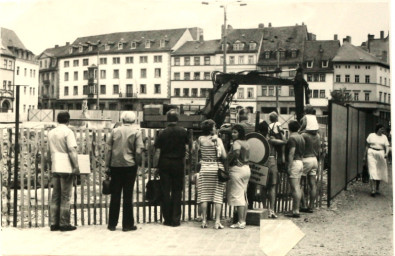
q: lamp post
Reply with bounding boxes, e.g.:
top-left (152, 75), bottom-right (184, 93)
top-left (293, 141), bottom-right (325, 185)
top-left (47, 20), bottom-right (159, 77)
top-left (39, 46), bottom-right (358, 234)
top-left (96, 40), bottom-right (101, 109)
top-left (202, 1), bottom-right (246, 72)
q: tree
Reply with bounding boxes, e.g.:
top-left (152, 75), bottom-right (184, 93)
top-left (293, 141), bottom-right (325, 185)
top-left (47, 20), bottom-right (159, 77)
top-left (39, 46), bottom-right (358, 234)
top-left (330, 88), bottom-right (352, 105)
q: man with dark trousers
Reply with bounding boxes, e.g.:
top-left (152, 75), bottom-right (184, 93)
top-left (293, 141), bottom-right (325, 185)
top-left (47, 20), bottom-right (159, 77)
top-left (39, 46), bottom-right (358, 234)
top-left (154, 110), bottom-right (189, 227)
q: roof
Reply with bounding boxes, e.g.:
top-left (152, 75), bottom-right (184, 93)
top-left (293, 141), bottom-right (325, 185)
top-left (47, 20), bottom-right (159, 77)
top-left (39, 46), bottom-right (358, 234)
top-left (218, 28), bottom-right (263, 53)
top-left (258, 25), bottom-right (308, 65)
top-left (172, 39), bottom-right (220, 55)
top-left (1, 27), bottom-right (27, 50)
top-left (68, 28), bottom-right (196, 56)
top-left (303, 40), bottom-right (340, 71)
top-left (0, 41), bottom-right (14, 57)
top-left (38, 44), bottom-right (70, 59)
top-left (332, 42), bottom-right (389, 67)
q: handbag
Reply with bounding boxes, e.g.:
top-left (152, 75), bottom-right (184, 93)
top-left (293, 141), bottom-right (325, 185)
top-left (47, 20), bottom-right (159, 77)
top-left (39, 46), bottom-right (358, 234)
top-left (102, 175), bottom-right (111, 195)
top-left (362, 164), bottom-right (369, 183)
top-left (214, 140), bottom-right (230, 182)
top-left (146, 179), bottom-right (162, 205)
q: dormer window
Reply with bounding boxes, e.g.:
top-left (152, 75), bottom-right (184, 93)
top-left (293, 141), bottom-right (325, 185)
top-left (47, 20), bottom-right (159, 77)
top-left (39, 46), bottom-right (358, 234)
top-left (79, 46), bottom-right (83, 53)
top-left (221, 43), bottom-right (229, 51)
top-left (306, 61), bottom-right (313, 68)
top-left (160, 39), bottom-right (166, 48)
top-left (264, 51), bottom-right (270, 59)
top-left (69, 47), bottom-right (73, 54)
top-left (322, 60), bottom-right (329, 68)
top-left (280, 51), bottom-right (285, 58)
top-left (88, 45), bottom-right (93, 51)
top-left (145, 40), bottom-right (151, 48)
top-left (249, 42), bottom-right (257, 50)
top-left (291, 50), bottom-right (297, 58)
top-left (118, 43), bottom-right (123, 50)
top-left (131, 41), bottom-right (137, 49)
top-left (233, 41), bottom-right (244, 51)
top-left (105, 44), bottom-right (110, 51)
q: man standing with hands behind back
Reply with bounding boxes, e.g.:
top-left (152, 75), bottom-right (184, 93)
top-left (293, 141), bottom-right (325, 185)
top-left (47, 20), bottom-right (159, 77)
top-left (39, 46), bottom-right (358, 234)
top-left (47, 111), bottom-right (80, 231)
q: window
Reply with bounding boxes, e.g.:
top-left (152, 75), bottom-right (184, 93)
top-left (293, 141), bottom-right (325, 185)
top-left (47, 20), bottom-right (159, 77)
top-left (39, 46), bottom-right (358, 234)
top-left (174, 72), bottom-right (180, 80)
top-left (247, 88), bottom-right (254, 99)
top-left (229, 56), bottom-right (235, 64)
top-left (174, 57), bottom-right (180, 66)
top-left (184, 72), bottom-right (190, 80)
top-left (320, 90), bottom-right (325, 98)
top-left (83, 59), bottom-right (89, 66)
top-left (2, 81), bottom-right (5, 89)
top-left (313, 90), bottom-right (319, 98)
top-left (113, 84), bottom-right (119, 94)
top-left (192, 88), bottom-right (198, 97)
top-left (268, 86), bottom-right (274, 96)
top-left (155, 68), bottom-right (161, 78)
top-left (154, 55), bottom-right (162, 63)
top-left (319, 74), bottom-right (325, 82)
top-left (389, 94), bottom-right (391, 103)
top-left (307, 74), bottom-right (312, 82)
top-left (140, 69), bottom-right (147, 78)
top-left (322, 60), bottom-right (329, 68)
top-left (23, 105), bottom-right (26, 113)
top-left (126, 84), bottom-right (133, 96)
top-left (248, 55), bottom-right (254, 64)
top-left (184, 57), bottom-right (190, 66)
top-left (3, 59), bottom-right (7, 68)
top-left (355, 65), bottom-right (360, 69)
top-left (365, 92), bottom-right (370, 101)
top-left (145, 40), bottom-right (151, 48)
top-left (30, 69), bottom-right (32, 77)
top-left (83, 71), bottom-right (88, 80)
top-left (194, 72), bottom-right (200, 80)
top-left (249, 42), bottom-right (257, 50)
top-left (17, 66), bottom-right (19, 75)
top-left (65, 72), bottom-right (69, 81)
top-left (314, 74), bottom-right (319, 82)
top-left (160, 39), bottom-right (166, 48)
top-left (194, 57), bottom-right (200, 66)
top-left (99, 70), bottom-right (106, 79)
top-left (279, 51), bottom-right (285, 58)
top-left (204, 56), bottom-right (210, 65)
top-left (238, 88), bottom-right (244, 99)
top-left (174, 88), bottom-right (180, 96)
top-left (183, 88), bottom-right (189, 97)
top-left (79, 46), bottom-right (83, 53)
top-left (383, 93), bottom-right (387, 103)
top-left (100, 58), bottom-right (107, 65)
top-left (306, 61), bottom-right (313, 68)
top-left (118, 42), bottom-right (123, 50)
top-left (64, 86), bottom-right (69, 96)
top-left (64, 61), bottom-right (69, 67)
top-left (365, 65), bottom-right (370, 69)
top-left (204, 72), bottom-right (210, 80)
top-left (355, 75), bottom-right (360, 83)
top-left (264, 52), bottom-right (270, 59)
top-left (126, 57), bottom-right (133, 64)
top-left (345, 75), bottom-right (350, 83)
top-left (83, 85), bottom-right (88, 95)
top-left (140, 56), bottom-right (148, 63)
top-left (220, 56), bottom-right (224, 65)
top-left (261, 86), bottom-right (267, 96)
top-left (113, 69), bottom-right (119, 79)
top-left (24, 68), bottom-right (27, 76)
top-left (380, 77), bottom-right (382, 84)
top-left (365, 75), bottom-right (370, 83)
top-left (126, 69), bottom-right (133, 79)
top-left (73, 86), bottom-right (78, 95)
top-left (354, 92), bottom-right (359, 101)
top-left (104, 44), bottom-right (110, 51)
top-left (88, 45), bottom-right (93, 51)
top-left (113, 57), bottom-right (120, 64)
top-left (384, 78), bottom-right (387, 86)
top-left (233, 42), bottom-right (243, 50)
top-left (379, 92), bottom-right (382, 101)
top-left (24, 86), bottom-right (26, 94)
top-left (345, 65), bottom-right (351, 69)
top-left (73, 60), bottom-right (79, 67)
top-left (289, 87), bottom-right (294, 96)
top-left (74, 71), bottom-right (78, 81)
top-left (291, 51), bottom-right (297, 58)
top-left (131, 42), bottom-right (137, 49)
top-left (336, 75), bottom-right (341, 82)
top-left (154, 84), bottom-right (161, 94)
top-left (238, 56), bottom-right (244, 64)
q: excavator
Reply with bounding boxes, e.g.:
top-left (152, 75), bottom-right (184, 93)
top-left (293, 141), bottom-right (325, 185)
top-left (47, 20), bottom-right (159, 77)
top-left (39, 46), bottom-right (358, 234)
top-left (141, 68), bottom-right (310, 131)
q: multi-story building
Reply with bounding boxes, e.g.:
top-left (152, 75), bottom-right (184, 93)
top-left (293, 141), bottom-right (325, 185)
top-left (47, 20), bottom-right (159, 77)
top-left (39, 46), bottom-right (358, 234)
top-left (361, 31), bottom-right (389, 64)
top-left (1, 27), bottom-right (39, 119)
top-left (53, 28), bottom-right (202, 111)
top-left (37, 44), bottom-right (69, 109)
top-left (303, 38), bottom-right (340, 115)
top-left (0, 36), bottom-right (15, 112)
top-left (333, 40), bottom-right (390, 119)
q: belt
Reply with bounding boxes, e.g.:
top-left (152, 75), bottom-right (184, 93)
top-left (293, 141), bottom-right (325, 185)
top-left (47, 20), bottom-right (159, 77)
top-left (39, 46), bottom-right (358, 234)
top-left (370, 147), bottom-right (384, 151)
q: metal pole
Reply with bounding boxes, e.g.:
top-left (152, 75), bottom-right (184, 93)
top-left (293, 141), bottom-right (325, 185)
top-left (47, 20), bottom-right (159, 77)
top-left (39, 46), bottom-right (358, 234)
top-left (276, 51), bottom-right (280, 114)
top-left (96, 44), bottom-right (100, 109)
top-left (223, 5), bottom-right (227, 73)
top-left (13, 85), bottom-right (20, 227)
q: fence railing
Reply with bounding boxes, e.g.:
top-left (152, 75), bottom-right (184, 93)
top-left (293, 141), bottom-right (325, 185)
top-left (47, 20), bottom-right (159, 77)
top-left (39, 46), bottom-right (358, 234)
top-left (1, 127), bottom-right (326, 228)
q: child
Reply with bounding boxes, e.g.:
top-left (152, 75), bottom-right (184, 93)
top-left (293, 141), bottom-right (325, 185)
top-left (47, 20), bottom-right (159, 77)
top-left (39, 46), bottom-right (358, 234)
top-left (299, 105), bottom-right (319, 135)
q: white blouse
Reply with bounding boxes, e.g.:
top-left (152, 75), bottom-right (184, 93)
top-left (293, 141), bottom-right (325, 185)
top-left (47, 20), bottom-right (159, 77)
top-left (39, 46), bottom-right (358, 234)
top-left (366, 133), bottom-right (389, 150)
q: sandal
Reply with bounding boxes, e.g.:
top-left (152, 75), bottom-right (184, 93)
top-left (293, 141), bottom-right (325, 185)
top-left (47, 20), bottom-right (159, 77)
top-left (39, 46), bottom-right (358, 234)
top-left (201, 221), bottom-right (208, 229)
top-left (268, 210), bottom-right (278, 219)
top-left (214, 222), bottom-right (224, 229)
top-left (230, 222), bottom-right (246, 229)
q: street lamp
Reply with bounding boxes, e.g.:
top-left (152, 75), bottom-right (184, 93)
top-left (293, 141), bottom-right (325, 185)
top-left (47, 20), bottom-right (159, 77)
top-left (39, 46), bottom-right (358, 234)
top-left (202, 1), bottom-right (247, 72)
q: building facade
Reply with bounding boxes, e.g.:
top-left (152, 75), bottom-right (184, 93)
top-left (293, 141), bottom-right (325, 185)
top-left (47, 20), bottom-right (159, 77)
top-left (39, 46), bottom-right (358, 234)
top-left (361, 31), bottom-right (389, 64)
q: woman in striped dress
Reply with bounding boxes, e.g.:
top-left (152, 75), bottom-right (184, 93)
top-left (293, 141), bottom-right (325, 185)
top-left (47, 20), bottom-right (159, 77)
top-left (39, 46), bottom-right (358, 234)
top-left (197, 119), bottom-right (227, 229)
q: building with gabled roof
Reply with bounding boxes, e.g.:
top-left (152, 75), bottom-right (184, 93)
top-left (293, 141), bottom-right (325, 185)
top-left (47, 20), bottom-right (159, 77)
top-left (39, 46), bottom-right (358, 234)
top-left (333, 40), bottom-right (390, 119)
top-left (1, 27), bottom-right (39, 119)
top-left (361, 31), bottom-right (389, 64)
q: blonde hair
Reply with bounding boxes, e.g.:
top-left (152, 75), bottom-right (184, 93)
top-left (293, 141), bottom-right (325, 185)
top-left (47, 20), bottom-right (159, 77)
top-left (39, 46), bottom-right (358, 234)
top-left (121, 111), bottom-right (136, 123)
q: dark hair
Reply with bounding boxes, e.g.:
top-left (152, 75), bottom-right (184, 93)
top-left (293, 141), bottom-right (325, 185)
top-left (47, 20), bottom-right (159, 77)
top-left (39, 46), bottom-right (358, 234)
top-left (57, 111), bottom-right (70, 124)
top-left (375, 124), bottom-right (384, 133)
top-left (167, 110), bottom-right (179, 122)
top-left (201, 119), bottom-right (216, 135)
top-left (239, 109), bottom-right (248, 121)
top-left (232, 124), bottom-right (246, 140)
top-left (258, 121), bottom-right (269, 137)
top-left (288, 120), bottom-right (300, 132)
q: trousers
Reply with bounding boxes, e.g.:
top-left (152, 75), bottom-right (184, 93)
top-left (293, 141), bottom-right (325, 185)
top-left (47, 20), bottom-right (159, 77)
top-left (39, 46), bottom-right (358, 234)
top-left (50, 173), bottom-right (74, 227)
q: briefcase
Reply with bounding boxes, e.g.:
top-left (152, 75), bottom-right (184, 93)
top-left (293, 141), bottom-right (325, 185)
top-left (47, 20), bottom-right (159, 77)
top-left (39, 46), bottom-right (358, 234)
top-left (146, 180), bottom-right (162, 205)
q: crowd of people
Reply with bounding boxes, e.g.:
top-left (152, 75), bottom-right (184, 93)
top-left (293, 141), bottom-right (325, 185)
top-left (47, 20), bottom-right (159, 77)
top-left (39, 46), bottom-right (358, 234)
top-left (46, 106), bottom-right (390, 232)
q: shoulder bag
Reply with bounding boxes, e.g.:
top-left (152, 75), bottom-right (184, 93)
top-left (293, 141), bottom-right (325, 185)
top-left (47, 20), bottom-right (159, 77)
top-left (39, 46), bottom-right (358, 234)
top-left (214, 140), bottom-right (230, 182)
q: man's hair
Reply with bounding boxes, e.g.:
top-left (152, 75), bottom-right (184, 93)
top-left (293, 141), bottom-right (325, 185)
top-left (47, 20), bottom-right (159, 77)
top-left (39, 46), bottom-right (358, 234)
top-left (232, 124), bottom-right (246, 140)
top-left (288, 120), bottom-right (300, 133)
top-left (239, 109), bottom-right (248, 122)
top-left (121, 111), bottom-right (136, 123)
top-left (201, 119), bottom-right (216, 135)
top-left (57, 111), bottom-right (70, 124)
top-left (258, 121), bottom-right (269, 137)
top-left (269, 111), bottom-right (278, 122)
top-left (304, 104), bottom-right (314, 115)
top-left (375, 124), bottom-right (384, 133)
top-left (167, 109), bottom-right (179, 122)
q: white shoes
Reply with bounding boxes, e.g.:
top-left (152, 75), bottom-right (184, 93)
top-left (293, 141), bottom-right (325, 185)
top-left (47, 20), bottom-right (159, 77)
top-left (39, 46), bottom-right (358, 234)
top-left (230, 222), bottom-right (246, 229)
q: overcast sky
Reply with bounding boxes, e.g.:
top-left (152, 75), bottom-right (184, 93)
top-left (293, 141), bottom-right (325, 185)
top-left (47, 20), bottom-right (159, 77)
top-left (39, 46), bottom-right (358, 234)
top-left (0, 0), bottom-right (391, 55)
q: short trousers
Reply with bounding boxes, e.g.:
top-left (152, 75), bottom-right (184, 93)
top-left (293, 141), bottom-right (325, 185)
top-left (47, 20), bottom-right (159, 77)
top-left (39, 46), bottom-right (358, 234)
top-left (288, 160), bottom-right (303, 179)
top-left (267, 156), bottom-right (278, 186)
top-left (302, 157), bottom-right (318, 176)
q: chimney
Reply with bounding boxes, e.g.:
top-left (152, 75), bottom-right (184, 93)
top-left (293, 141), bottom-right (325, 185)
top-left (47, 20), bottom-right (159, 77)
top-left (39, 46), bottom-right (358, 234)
top-left (368, 34), bottom-right (374, 40)
top-left (380, 31), bottom-right (384, 39)
top-left (269, 22), bottom-right (272, 27)
top-left (334, 34), bottom-right (338, 40)
top-left (55, 45), bottom-right (59, 48)
top-left (66, 42), bottom-right (70, 46)
top-left (347, 36), bottom-right (351, 43)
top-left (258, 23), bottom-right (264, 29)
top-left (302, 22), bottom-right (304, 25)
top-left (199, 34), bottom-right (204, 42)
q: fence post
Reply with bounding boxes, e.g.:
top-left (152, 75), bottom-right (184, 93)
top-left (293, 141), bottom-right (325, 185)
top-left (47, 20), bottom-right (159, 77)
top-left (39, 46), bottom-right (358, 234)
top-left (327, 100), bottom-right (332, 207)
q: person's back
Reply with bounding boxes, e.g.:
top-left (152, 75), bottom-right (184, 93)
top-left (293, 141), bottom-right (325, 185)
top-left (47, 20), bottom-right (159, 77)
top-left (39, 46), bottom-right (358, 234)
top-left (231, 140), bottom-right (250, 166)
top-left (302, 132), bottom-right (320, 159)
top-left (287, 133), bottom-right (305, 160)
top-left (48, 124), bottom-right (75, 155)
top-left (110, 125), bottom-right (142, 167)
top-left (156, 124), bottom-right (188, 159)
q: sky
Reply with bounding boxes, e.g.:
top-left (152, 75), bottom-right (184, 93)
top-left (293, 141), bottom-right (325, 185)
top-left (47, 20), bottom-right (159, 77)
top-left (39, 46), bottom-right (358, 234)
top-left (0, 0), bottom-right (391, 56)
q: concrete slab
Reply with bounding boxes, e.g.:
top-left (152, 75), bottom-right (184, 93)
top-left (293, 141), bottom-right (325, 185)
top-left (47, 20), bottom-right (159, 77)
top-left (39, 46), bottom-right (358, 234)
top-left (259, 220), bottom-right (305, 256)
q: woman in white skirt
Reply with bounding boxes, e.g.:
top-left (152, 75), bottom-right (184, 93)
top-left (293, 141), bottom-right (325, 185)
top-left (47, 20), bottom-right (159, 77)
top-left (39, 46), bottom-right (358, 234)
top-left (364, 124), bottom-right (390, 197)
top-left (227, 124), bottom-right (250, 229)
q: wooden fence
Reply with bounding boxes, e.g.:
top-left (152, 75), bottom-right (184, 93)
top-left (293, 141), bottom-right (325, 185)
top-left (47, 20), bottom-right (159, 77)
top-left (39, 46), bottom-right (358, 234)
top-left (1, 127), bottom-right (326, 228)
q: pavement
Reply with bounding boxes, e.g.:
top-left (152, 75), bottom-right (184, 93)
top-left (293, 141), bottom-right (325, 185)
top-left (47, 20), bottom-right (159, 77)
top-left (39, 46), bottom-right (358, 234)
top-left (1, 219), bottom-right (266, 256)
